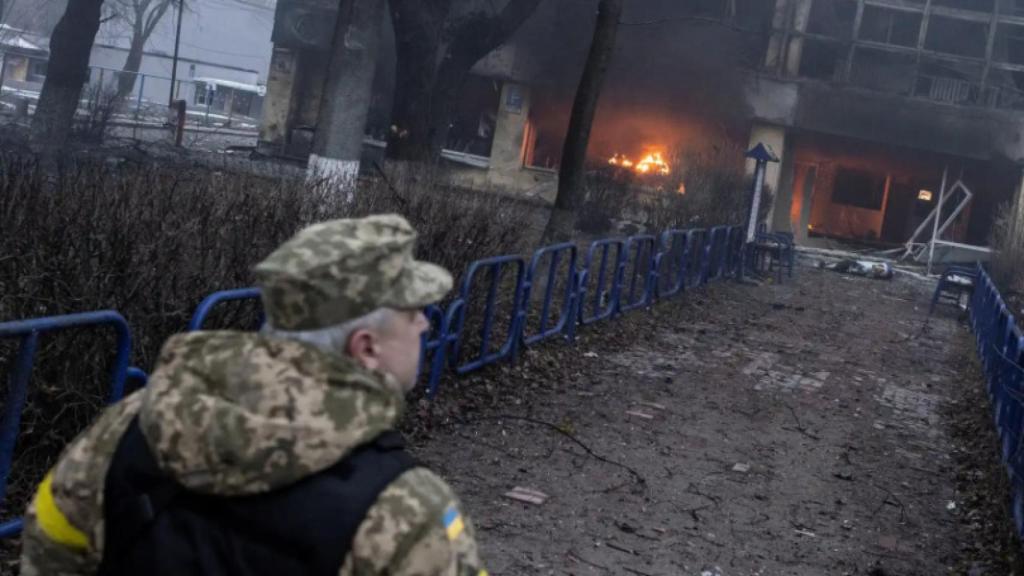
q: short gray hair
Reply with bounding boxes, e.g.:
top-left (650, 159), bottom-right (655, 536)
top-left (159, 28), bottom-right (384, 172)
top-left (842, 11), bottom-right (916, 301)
top-left (262, 308), bottom-right (394, 356)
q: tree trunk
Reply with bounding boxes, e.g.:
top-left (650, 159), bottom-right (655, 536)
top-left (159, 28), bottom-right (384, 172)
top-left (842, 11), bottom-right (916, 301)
top-left (31, 0), bottom-right (106, 149)
top-left (542, 0), bottom-right (624, 243)
top-left (387, 0), bottom-right (543, 163)
top-left (386, 0), bottom-right (449, 163)
top-left (308, 0), bottom-right (384, 187)
top-left (116, 32), bottom-right (146, 100)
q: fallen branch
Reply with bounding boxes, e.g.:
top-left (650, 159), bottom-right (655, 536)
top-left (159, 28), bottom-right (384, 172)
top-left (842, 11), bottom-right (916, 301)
top-left (783, 401), bottom-right (821, 441)
top-left (474, 414), bottom-right (648, 488)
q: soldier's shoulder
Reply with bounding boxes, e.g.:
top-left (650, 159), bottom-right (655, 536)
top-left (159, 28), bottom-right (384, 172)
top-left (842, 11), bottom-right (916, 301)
top-left (50, 392), bottom-right (144, 543)
top-left (382, 466), bottom-right (460, 514)
top-left (344, 466), bottom-right (483, 576)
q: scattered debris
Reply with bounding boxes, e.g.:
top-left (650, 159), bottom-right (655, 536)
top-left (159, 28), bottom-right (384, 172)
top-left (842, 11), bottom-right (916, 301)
top-left (818, 259), bottom-right (894, 280)
top-left (947, 500), bottom-right (957, 511)
top-left (794, 529), bottom-right (817, 538)
top-left (504, 486), bottom-right (549, 505)
top-left (637, 401), bottom-right (666, 411)
top-left (583, 351), bottom-right (599, 358)
top-left (626, 410), bottom-right (655, 420)
top-left (732, 462), bottom-right (751, 473)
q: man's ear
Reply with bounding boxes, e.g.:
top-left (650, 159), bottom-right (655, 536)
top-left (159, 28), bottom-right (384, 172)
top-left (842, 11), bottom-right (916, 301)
top-left (346, 329), bottom-right (380, 370)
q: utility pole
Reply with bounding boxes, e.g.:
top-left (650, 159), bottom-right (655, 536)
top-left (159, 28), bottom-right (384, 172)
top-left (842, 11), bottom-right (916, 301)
top-left (168, 0), bottom-right (185, 105)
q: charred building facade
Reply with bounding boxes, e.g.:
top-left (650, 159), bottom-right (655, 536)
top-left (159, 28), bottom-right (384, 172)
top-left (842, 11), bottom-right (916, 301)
top-left (260, 0), bottom-right (1024, 254)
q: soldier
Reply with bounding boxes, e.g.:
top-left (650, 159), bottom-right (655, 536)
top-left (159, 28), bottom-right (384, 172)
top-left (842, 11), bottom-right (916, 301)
top-left (20, 214), bottom-right (487, 576)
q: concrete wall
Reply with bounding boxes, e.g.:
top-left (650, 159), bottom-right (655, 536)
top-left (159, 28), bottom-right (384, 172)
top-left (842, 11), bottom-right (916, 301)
top-left (746, 76), bottom-right (1024, 163)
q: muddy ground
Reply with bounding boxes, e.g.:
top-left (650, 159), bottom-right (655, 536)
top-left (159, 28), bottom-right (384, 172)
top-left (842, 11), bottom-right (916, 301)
top-left (413, 263), bottom-right (1021, 576)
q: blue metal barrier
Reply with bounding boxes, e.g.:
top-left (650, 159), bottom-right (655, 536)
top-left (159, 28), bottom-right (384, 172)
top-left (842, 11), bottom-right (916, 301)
top-left (0, 221), bottom-right (769, 529)
top-left (656, 230), bottom-right (691, 299)
top-left (684, 229), bottom-right (707, 287)
top-left (727, 226), bottom-right (746, 280)
top-left (0, 311), bottom-right (136, 538)
top-left (967, 265), bottom-right (1024, 539)
top-left (188, 287), bottom-right (263, 331)
top-left (620, 235), bottom-right (657, 313)
top-left (706, 227), bottom-right (731, 282)
top-left (580, 239), bottom-right (626, 325)
top-left (448, 255), bottom-right (527, 375)
top-left (522, 243), bottom-right (579, 346)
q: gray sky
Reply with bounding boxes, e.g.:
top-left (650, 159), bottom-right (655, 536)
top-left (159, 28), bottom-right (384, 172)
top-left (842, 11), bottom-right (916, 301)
top-left (98, 0), bottom-right (276, 80)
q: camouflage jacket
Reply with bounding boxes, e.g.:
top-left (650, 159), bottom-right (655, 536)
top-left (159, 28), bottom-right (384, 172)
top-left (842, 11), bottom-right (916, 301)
top-left (19, 331), bottom-right (486, 576)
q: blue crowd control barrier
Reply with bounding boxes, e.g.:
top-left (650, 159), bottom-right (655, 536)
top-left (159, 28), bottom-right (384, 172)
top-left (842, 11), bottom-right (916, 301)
top-left (449, 255), bottom-right (527, 375)
top-left (620, 235), bottom-right (657, 313)
top-left (684, 229), bottom-right (707, 288)
top-left (727, 226), bottom-right (746, 280)
top-left (0, 311), bottom-right (136, 538)
top-left (580, 239), bottom-right (626, 325)
top-left (188, 287), bottom-right (263, 331)
top-left (656, 230), bottom-right (690, 299)
top-left (1, 221), bottom-right (771, 529)
top-left (967, 264), bottom-right (1024, 540)
top-left (425, 300), bottom-right (464, 399)
top-left (706, 227), bottom-right (731, 282)
top-left (522, 243), bottom-right (579, 346)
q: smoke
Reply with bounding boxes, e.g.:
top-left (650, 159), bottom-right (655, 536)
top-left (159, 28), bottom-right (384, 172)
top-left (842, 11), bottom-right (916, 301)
top-left (511, 0), bottom-right (775, 162)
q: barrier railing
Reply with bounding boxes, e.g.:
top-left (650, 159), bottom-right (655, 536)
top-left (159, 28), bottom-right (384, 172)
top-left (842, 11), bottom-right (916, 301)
top-left (655, 230), bottom-right (690, 300)
top-left (620, 235), bottom-right (658, 313)
top-left (188, 287), bottom-right (264, 331)
top-left (0, 224), bottom-right (759, 539)
top-left (0, 311), bottom-right (140, 538)
top-left (579, 238), bottom-right (626, 325)
top-left (969, 265), bottom-right (1024, 540)
top-left (449, 255), bottom-right (528, 375)
top-left (522, 244), bottom-right (579, 346)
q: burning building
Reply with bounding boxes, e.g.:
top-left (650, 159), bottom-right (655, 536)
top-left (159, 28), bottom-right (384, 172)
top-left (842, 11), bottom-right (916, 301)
top-left (259, 0), bottom-right (1024, 257)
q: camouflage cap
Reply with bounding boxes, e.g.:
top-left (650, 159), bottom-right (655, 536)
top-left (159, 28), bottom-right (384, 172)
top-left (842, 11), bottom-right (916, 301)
top-left (254, 214), bottom-right (453, 331)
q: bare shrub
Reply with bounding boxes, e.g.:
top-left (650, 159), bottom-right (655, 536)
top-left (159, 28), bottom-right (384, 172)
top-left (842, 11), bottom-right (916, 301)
top-left (641, 143), bottom-right (757, 232)
top-left (990, 201), bottom-right (1024, 299)
top-left (74, 83), bottom-right (121, 144)
top-left (0, 153), bottom-right (536, 527)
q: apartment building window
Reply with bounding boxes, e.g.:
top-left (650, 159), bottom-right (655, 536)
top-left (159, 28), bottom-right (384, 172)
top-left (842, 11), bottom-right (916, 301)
top-left (832, 167), bottom-right (887, 211)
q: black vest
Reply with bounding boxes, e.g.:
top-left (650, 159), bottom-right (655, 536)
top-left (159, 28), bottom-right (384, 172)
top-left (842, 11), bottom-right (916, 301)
top-left (97, 419), bottom-right (416, 576)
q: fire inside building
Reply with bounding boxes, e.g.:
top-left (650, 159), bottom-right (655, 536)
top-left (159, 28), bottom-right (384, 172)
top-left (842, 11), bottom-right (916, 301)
top-left (259, 0), bottom-right (1024, 260)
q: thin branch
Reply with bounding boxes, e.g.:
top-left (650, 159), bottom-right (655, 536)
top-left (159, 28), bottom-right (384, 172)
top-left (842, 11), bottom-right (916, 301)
top-left (473, 414), bottom-right (647, 488)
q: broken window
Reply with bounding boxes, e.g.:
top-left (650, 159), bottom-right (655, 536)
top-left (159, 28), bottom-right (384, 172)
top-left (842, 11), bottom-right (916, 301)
top-left (914, 58), bottom-right (984, 104)
top-left (924, 16), bottom-right (988, 58)
top-left (806, 0), bottom-right (856, 38)
top-left (859, 6), bottom-right (922, 48)
top-left (850, 48), bottom-right (917, 94)
top-left (994, 22), bottom-right (1024, 66)
top-left (798, 38), bottom-right (845, 81)
top-left (832, 167), bottom-right (886, 211)
top-left (444, 75), bottom-right (501, 157)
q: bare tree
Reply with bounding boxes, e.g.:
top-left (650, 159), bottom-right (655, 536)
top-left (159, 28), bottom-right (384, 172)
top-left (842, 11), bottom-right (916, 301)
top-left (387, 0), bottom-right (543, 162)
top-left (542, 0), bottom-right (624, 242)
top-left (31, 0), bottom-right (106, 149)
top-left (105, 0), bottom-right (177, 100)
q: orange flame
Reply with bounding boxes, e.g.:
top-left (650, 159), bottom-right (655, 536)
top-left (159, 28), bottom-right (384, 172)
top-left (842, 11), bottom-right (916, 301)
top-left (608, 150), bottom-right (671, 176)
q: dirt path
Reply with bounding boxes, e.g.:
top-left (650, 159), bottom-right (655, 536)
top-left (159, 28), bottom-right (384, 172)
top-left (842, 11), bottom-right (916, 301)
top-left (414, 265), bottom-right (976, 575)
